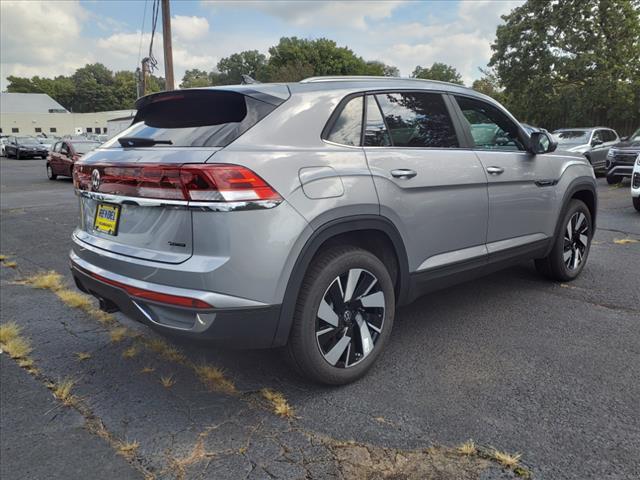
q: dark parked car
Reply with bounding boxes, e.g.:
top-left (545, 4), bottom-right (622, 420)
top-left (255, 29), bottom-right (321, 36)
top-left (606, 127), bottom-right (640, 184)
top-left (4, 136), bottom-right (50, 159)
top-left (46, 140), bottom-right (101, 180)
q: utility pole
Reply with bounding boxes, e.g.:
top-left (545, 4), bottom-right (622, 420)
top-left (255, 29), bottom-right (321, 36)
top-left (161, 0), bottom-right (175, 90)
top-left (140, 58), bottom-right (150, 96)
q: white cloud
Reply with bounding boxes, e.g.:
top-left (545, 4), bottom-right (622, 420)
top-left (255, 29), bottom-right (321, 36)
top-left (172, 15), bottom-right (210, 41)
top-left (209, 0), bottom-right (405, 29)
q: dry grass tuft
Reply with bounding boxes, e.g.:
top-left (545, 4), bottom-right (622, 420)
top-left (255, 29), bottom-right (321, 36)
top-left (75, 352), bottom-right (92, 361)
top-left (613, 238), bottom-right (639, 245)
top-left (2, 334), bottom-right (33, 360)
top-left (260, 388), bottom-right (295, 418)
top-left (110, 327), bottom-right (129, 343)
top-left (56, 289), bottom-right (93, 310)
top-left (160, 375), bottom-right (176, 388)
top-left (122, 345), bottom-right (139, 359)
top-left (193, 364), bottom-right (236, 394)
top-left (144, 337), bottom-right (186, 363)
top-left (87, 308), bottom-right (115, 325)
top-left (25, 270), bottom-right (64, 291)
top-left (457, 440), bottom-right (477, 456)
top-left (0, 322), bottom-right (21, 344)
top-left (140, 366), bottom-right (155, 374)
top-left (118, 440), bottom-right (140, 457)
top-left (3, 261), bottom-right (17, 268)
top-left (0, 254), bottom-right (7, 261)
top-left (490, 448), bottom-right (522, 469)
top-left (50, 378), bottom-right (76, 406)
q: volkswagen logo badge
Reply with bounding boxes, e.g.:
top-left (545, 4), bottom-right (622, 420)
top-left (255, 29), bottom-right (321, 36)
top-left (91, 169), bottom-right (101, 191)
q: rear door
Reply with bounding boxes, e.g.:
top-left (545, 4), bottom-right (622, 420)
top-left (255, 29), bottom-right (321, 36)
top-left (363, 91), bottom-right (489, 273)
top-left (451, 94), bottom-right (558, 250)
top-left (49, 142), bottom-right (62, 173)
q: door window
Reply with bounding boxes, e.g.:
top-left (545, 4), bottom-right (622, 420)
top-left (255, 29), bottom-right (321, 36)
top-left (326, 96), bottom-right (363, 146)
top-left (375, 92), bottom-right (459, 148)
top-left (602, 130), bottom-right (617, 142)
top-left (455, 96), bottom-right (525, 150)
top-left (364, 95), bottom-right (391, 146)
top-left (60, 143), bottom-right (70, 155)
top-left (53, 142), bottom-right (61, 153)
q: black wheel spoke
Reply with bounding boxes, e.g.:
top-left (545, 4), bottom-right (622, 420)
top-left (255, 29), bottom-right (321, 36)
top-left (315, 268), bottom-right (385, 369)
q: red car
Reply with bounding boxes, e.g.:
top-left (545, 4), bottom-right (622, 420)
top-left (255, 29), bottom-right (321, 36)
top-left (46, 140), bottom-right (101, 180)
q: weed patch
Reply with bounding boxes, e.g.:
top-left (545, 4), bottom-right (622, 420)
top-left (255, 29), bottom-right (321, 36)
top-left (260, 388), bottom-right (295, 418)
top-left (160, 375), bottom-right (176, 388)
top-left (75, 352), bottom-right (92, 361)
top-left (194, 363), bottom-right (236, 394)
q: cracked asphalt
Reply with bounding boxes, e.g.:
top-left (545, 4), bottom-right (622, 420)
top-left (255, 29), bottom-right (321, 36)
top-left (1, 157), bottom-right (639, 480)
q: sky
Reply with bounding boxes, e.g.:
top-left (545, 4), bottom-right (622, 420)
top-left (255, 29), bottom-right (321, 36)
top-left (0, 0), bottom-right (524, 90)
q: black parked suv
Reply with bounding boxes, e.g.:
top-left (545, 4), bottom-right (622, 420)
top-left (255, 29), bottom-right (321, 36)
top-left (606, 127), bottom-right (640, 184)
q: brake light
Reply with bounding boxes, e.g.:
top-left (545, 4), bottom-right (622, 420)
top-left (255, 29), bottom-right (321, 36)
top-left (73, 163), bottom-right (281, 202)
top-left (89, 270), bottom-right (213, 309)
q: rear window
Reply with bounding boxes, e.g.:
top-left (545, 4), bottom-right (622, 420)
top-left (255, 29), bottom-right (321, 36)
top-left (72, 142), bottom-right (101, 154)
top-left (103, 90), bottom-right (278, 148)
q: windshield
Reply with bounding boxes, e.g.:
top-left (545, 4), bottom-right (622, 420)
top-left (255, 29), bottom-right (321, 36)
top-left (18, 137), bottom-right (40, 145)
top-left (72, 142), bottom-right (101, 154)
top-left (554, 130), bottom-right (590, 144)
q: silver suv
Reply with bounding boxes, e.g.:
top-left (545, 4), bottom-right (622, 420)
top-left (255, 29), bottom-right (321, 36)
top-left (70, 77), bottom-right (597, 384)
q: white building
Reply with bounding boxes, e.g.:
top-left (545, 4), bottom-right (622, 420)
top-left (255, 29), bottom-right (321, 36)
top-left (0, 92), bottom-right (135, 137)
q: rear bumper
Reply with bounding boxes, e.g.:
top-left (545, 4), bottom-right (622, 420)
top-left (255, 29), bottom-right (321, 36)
top-left (70, 252), bottom-right (282, 348)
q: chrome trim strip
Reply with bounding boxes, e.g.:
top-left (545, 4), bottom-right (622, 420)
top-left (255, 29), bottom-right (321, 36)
top-left (486, 233), bottom-right (548, 254)
top-left (70, 250), bottom-right (268, 309)
top-left (76, 189), bottom-right (280, 211)
top-left (131, 300), bottom-right (217, 333)
top-left (417, 244), bottom-right (488, 271)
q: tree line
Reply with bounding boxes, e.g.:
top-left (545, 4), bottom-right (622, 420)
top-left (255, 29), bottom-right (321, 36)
top-left (5, 0), bottom-right (639, 134)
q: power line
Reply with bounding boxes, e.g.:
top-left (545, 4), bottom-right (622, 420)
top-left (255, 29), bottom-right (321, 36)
top-left (136, 0), bottom-right (149, 68)
top-left (147, 0), bottom-right (160, 74)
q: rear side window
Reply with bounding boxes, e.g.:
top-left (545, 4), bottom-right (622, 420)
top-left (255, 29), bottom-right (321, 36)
top-left (326, 96), bottom-right (363, 146)
top-left (375, 92), bottom-right (459, 148)
top-left (364, 95), bottom-right (391, 146)
top-left (455, 96), bottom-right (525, 151)
top-left (103, 91), bottom-right (278, 148)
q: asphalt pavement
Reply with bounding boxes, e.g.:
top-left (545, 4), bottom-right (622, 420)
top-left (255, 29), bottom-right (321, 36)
top-left (1, 157), bottom-right (639, 480)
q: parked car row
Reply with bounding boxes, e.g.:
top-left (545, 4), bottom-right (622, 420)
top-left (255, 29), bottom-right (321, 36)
top-left (552, 126), bottom-right (640, 184)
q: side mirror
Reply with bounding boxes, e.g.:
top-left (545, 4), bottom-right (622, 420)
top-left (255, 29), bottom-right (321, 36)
top-left (620, 136), bottom-right (629, 142)
top-left (529, 131), bottom-right (557, 154)
top-left (591, 139), bottom-right (603, 147)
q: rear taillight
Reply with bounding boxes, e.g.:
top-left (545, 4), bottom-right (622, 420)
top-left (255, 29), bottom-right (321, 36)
top-left (73, 163), bottom-right (281, 203)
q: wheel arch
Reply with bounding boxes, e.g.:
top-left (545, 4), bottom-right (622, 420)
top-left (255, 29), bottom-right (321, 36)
top-left (272, 215), bottom-right (410, 347)
top-left (548, 177), bottom-right (598, 256)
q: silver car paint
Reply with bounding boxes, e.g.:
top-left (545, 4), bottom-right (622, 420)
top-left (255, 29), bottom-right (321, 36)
top-left (71, 78), bottom-right (595, 335)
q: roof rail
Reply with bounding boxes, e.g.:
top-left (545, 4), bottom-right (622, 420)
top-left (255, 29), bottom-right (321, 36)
top-left (299, 75), bottom-right (470, 89)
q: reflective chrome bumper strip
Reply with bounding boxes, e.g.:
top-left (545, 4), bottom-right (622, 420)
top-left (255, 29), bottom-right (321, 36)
top-left (76, 189), bottom-right (281, 211)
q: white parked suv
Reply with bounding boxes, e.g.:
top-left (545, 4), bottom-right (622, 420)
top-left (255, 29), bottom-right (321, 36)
top-left (632, 153), bottom-right (640, 212)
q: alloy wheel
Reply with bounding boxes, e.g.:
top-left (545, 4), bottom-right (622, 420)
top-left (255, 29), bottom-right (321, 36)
top-left (315, 268), bottom-right (385, 368)
top-left (563, 212), bottom-right (589, 270)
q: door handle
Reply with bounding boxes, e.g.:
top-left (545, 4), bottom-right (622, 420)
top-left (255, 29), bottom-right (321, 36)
top-left (390, 169), bottom-right (417, 179)
top-left (486, 166), bottom-right (504, 175)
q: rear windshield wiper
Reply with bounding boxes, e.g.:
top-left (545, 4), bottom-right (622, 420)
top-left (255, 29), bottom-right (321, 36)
top-left (118, 137), bottom-right (173, 147)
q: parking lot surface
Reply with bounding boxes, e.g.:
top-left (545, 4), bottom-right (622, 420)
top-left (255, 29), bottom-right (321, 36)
top-left (1, 157), bottom-right (639, 480)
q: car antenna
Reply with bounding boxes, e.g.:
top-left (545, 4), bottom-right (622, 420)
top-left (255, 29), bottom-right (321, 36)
top-left (241, 74), bottom-right (261, 85)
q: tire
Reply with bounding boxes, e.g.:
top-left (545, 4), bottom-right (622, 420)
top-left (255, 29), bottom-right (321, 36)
top-left (633, 196), bottom-right (640, 212)
top-left (285, 246), bottom-right (395, 385)
top-left (15, 150), bottom-right (20, 160)
top-left (535, 199), bottom-right (592, 281)
top-left (46, 163), bottom-right (57, 180)
top-left (606, 174), bottom-right (622, 185)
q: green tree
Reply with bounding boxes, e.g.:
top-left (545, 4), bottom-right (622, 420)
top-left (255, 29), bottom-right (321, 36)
top-left (471, 68), bottom-right (504, 103)
top-left (180, 69), bottom-right (213, 88)
top-left (490, 0), bottom-right (640, 132)
top-left (266, 37), bottom-right (372, 81)
top-left (217, 50), bottom-right (267, 83)
top-left (411, 63), bottom-right (464, 85)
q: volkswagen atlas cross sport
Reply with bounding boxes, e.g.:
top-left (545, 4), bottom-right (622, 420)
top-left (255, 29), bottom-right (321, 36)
top-left (70, 77), bottom-right (597, 385)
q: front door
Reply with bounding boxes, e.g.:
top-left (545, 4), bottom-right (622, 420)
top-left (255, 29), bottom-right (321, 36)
top-left (363, 92), bottom-right (489, 273)
top-left (451, 95), bottom-right (558, 252)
